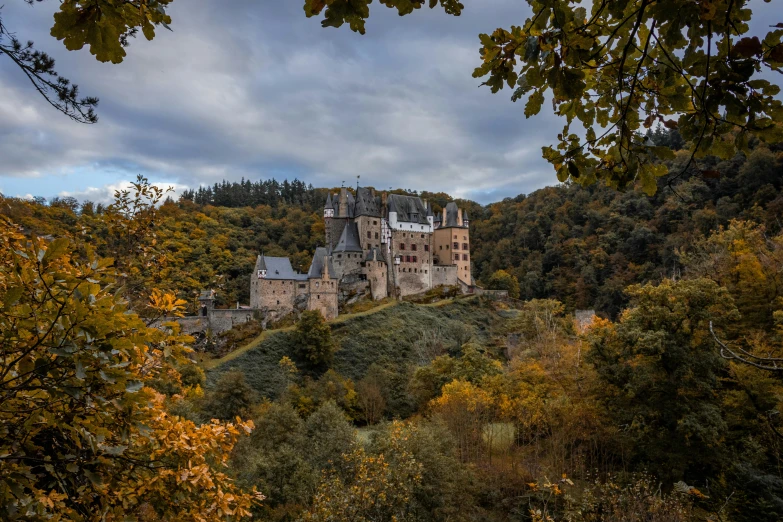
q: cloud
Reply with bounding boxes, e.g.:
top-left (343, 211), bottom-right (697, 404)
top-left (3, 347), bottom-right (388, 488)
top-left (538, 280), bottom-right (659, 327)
top-left (0, 0), bottom-right (562, 204)
top-left (57, 180), bottom-right (190, 206)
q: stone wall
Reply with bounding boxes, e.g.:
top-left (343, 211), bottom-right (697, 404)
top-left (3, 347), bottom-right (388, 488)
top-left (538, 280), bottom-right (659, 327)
top-left (307, 277), bottom-right (339, 320)
top-left (256, 279), bottom-right (298, 315)
top-left (433, 225), bottom-right (471, 284)
top-left (332, 251), bottom-right (364, 281)
top-left (389, 229), bottom-right (432, 297)
top-left (431, 264), bottom-right (458, 287)
top-left (365, 259), bottom-right (387, 300)
top-left (356, 215), bottom-right (383, 251)
top-left (208, 309), bottom-right (255, 333)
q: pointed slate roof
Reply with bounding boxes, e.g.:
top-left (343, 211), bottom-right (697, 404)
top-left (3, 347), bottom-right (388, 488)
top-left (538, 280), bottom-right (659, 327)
top-left (442, 202), bottom-right (466, 228)
top-left (308, 247), bottom-right (337, 279)
top-left (386, 194), bottom-right (430, 224)
top-left (256, 255), bottom-right (305, 280)
top-left (334, 222), bottom-right (363, 252)
top-left (354, 187), bottom-right (381, 217)
top-left (324, 192), bottom-right (334, 210)
top-left (364, 247), bottom-right (386, 263)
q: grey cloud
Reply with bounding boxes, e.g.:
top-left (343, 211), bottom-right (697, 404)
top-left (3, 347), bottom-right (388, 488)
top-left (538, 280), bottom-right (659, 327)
top-left (0, 0), bottom-right (560, 203)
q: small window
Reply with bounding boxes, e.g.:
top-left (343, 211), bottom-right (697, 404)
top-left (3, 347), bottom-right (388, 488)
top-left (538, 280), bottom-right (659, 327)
top-left (299, 283), bottom-right (306, 289)
top-left (367, 231), bottom-right (371, 238)
top-left (406, 255), bottom-right (411, 262)
top-left (453, 242), bottom-right (459, 250)
top-left (412, 256), bottom-right (417, 262)
top-left (414, 268), bottom-right (417, 273)
top-left (400, 243), bottom-right (405, 250)
top-left (454, 254), bottom-right (459, 261)
top-left (373, 220), bottom-right (377, 225)
top-left (446, 244), bottom-right (449, 250)
top-left (463, 243), bottom-right (468, 250)
top-left (463, 236), bottom-right (467, 240)
top-left (375, 232), bottom-right (379, 239)
top-left (317, 295), bottom-right (320, 299)
top-left (424, 270), bottom-right (428, 274)
top-left (276, 300), bottom-right (280, 305)
top-left (454, 235), bottom-right (457, 239)
top-left (421, 234), bottom-right (425, 238)
top-left (463, 254), bottom-right (468, 261)
top-left (412, 244), bottom-right (417, 251)
top-left (424, 245), bottom-right (429, 252)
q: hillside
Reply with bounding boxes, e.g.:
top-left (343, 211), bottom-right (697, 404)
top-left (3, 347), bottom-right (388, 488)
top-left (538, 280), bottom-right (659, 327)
top-left (206, 298), bottom-right (511, 417)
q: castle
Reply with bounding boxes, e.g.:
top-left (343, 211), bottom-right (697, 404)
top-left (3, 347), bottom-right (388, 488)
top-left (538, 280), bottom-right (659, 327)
top-left (248, 186), bottom-right (472, 321)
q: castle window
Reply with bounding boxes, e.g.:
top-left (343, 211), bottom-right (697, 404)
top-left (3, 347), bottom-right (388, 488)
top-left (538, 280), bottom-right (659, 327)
top-left (299, 284), bottom-right (306, 288)
top-left (373, 220), bottom-right (377, 225)
top-left (277, 300), bottom-right (280, 305)
top-left (406, 255), bottom-right (411, 262)
top-left (463, 236), bottom-right (467, 240)
top-left (453, 242), bottom-right (459, 250)
top-left (400, 243), bottom-right (405, 250)
top-left (421, 234), bottom-right (424, 238)
top-left (424, 245), bottom-right (429, 252)
top-left (412, 256), bottom-right (417, 262)
top-left (463, 254), bottom-right (468, 261)
top-left (446, 244), bottom-right (449, 249)
top-left (412, 244), bottom-right (417, 251)
top-left (463, 243), bottom-right (468, 250)
top-left (424, 270), bottom-right (428, 274)
top-left (454, 254), bottom-right (459, 261)
top-left (454, 235), bottom-right (457, 239)
top-left (317, 295), bottom-right (320, 299)
top-left (367, 231), bottom-right (371, 238)
top-left (375, 232), bottom-right (379, 239)
top-left (414, 268), bottom-right (417, 273)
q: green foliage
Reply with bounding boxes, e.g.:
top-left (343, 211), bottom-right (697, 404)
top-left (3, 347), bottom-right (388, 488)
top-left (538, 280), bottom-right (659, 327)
top-left (294, 310), bottom-right (335, 369)
top-left (587, 278), bottom-right (740, 483)
top-left (307, 0), bottom-right (783, 191)
top-left (486, 269), bottom-right (521, 298)
top-left (202, 370), bottom-right (257, 421)
top-left (51, 0), bottom-right (174, 64)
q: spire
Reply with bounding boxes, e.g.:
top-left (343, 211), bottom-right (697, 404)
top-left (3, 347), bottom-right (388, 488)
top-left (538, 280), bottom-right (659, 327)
top-left (324, 192), bottom-right (333, 210)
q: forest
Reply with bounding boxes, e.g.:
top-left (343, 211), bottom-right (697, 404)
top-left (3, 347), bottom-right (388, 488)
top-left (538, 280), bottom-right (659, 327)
top-left (2, 127), bottom-right (783, 521)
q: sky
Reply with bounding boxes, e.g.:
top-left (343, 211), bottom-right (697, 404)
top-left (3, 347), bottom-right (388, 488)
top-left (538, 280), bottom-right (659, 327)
top-left (0, 0), bottom-right (562, 204)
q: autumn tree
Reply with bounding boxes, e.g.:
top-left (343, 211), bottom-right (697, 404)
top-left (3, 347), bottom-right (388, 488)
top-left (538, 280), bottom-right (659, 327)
top-left (587, 278), bottom-right (740, 484)
top-left (305, 0), bottom-right (783, 192)
top-left (293, 310), bottom-right (335, 370)
top-left (0, 220), bottom-right (258, 520)
top-left (486, 269), bottom-right (521, 299)
top-left (202, 370), bottom-right (257, 422)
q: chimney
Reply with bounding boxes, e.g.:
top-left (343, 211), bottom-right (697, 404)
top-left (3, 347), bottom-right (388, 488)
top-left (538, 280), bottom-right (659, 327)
top-left (339, 187), bottom-right (348, 217)
top-left (442, 206), bottom-right (447, 224)
top-left (422, 198), bottom-right (428, 209)
top-left (457, 208), bottom-right (463, 226)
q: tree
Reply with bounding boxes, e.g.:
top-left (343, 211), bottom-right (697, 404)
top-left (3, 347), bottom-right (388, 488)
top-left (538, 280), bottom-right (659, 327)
top-left (586, 278), bottom-right (740, 484)
top-left (0, 220), bottom-right (258, 519)
top-left (486, 269), bottom-right (521, 299)
top-left (203, 370), bottom-right (257, 421)
top-left (301, 421), bottom-right (423, 522)
top-left (1, 0), bottom-right (175, 122)
top-left (293, 310), bottom-right (335, 369)
top-left (305, 0), bottom-right (783, 193)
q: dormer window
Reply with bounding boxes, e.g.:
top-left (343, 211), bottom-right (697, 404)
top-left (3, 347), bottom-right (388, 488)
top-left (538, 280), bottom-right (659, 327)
top-left (258, 270), bottom-right (267, 279)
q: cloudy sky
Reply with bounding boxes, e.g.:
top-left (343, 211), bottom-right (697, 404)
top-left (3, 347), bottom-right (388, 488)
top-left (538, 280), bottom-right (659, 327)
top-left (0, 0), bottom-right (568, 204)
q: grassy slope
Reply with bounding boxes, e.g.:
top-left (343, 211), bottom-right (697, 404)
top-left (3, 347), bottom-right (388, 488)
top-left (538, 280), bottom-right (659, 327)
top-left (204, 297), bottom-right (507, 411)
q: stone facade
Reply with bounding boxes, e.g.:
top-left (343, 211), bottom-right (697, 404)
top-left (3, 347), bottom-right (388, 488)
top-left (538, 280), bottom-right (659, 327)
top-left (185, 186), bottom-right (472, 333)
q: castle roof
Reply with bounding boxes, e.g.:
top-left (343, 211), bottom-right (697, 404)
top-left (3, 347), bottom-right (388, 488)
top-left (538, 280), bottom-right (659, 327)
top-left (255, 255), bottom-right (306, 280)
top-left (334, 222), bottom-right (363, 252)
top-left (442, 202), bottom-right (466, 228)
top-left (355, 187), bottom-right (381, 217)
top-left (308, 247), bottom-right (338, 279)
top-left (364, 247), bottom-right (385, 263)
top-left (334, 191), bottom-right (356, 218)
top-left (387, 194), bottom-right (430, 224)
top-left (324, 192), bottom-right (334, 210)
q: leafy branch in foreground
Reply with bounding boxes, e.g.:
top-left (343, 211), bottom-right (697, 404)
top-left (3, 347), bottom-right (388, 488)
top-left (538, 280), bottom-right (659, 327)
top-left (305, 0), bottom-right (783, 194)
top-left (0, 11), bottom-right (97, 123)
